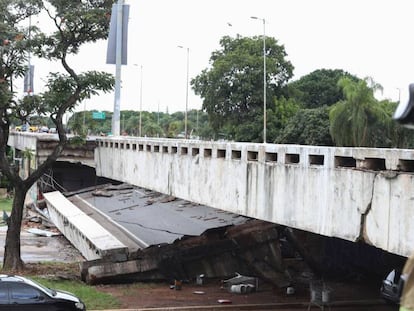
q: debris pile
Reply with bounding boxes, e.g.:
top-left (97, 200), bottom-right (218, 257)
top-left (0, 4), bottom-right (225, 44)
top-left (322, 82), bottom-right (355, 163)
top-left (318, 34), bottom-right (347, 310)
top-left (23, 202), bottom-right (61, 237)
top-left (42, 184), bottom-right (316, 292)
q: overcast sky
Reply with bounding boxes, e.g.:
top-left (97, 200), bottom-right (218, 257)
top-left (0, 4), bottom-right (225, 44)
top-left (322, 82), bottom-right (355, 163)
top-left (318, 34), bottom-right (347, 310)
top-left (20, 0), bottom-right (414, 114)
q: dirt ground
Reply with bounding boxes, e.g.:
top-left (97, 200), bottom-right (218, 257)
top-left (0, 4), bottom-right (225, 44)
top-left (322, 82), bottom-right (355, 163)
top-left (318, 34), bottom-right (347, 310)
top-left (97, 280), bottom-right (284, 308)
top-left (21, 261), bottom-right (389, 310)
top-left (5, 260), bottom-right (391, 311)
top-left (93, 277), bottom-right (393, 309)
top-left (22, 259), bottom-right (393, 309)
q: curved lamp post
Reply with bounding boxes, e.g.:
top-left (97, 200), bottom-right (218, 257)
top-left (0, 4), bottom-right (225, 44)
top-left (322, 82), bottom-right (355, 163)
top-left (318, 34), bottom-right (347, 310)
top-left (251, 16), bottom-right (266, 143)
top-left (178, 45), bottom-right (189, 139)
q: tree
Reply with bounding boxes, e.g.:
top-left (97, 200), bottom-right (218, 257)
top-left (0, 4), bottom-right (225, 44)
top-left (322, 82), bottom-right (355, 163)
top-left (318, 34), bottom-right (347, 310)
top-left (142, 122), bottom-right (163, 137)
top-left (0, 0), bottom-right (114, 271)
top-left (288, 69), bottom-right (359, 109)
top-left (14, 94), bottom-right (45, 124)
top-left (265, 96), bottom-right (301, 142)
top-left (68, 110), bottom-right (112, 135)
top-left (124, 114), bottom-right (139, 135)
top-left (192, 35), bottom-right (293, 142)
top-left (167, 120), bottom-right (182, 138)
top-left (276, 106), bottom-right (333, 146)
top-left (190, 110), bottom-right (215, 140)
top-left (329, 77), bottom-right (389, 147)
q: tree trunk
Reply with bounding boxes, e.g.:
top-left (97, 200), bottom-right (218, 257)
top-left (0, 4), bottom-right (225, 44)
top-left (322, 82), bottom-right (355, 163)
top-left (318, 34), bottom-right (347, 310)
top-left (3, 186), bottom-right (27, 271)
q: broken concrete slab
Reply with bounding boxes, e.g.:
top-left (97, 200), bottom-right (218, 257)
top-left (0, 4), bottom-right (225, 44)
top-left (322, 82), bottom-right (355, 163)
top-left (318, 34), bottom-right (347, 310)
top-left (44, 191), bottom-right (128, 261)
top-left (26, 228), bottom-right (61, 237)
top-left (45, 184), bottom-right (290, 286)
top-left (69, 185), bottom-right (248, 248)
top-left (79, 219), bottom-right (289, 286)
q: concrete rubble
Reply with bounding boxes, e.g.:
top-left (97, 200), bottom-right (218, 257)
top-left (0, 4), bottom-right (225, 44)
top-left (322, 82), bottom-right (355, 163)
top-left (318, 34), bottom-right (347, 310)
top-left (43, 183), bottom-right (293, 286)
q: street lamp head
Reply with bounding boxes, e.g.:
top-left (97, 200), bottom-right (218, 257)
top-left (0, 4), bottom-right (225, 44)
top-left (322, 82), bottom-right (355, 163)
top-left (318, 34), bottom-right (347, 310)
top-left (251, 16), bottom-right (265, 23)
top-left (178, 45), bottom-right (189, 52)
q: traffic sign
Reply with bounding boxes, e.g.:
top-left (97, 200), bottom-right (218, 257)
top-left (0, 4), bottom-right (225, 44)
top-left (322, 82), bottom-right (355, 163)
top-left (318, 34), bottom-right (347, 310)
top-left (92, 111), bottom-right (106, 120)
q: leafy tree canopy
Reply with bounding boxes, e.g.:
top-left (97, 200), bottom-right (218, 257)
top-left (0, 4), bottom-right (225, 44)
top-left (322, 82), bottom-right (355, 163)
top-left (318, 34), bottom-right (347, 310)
top-left (288, 69), bottom-right (359, 109)
top-left (276, 106), bottom-right (333, 146)
top-left (329, 77), bottom-right (389, 147)
top-left (67, 108), bottom-right (216, 140)
top-left (192, 35), bottom-right (294, 141)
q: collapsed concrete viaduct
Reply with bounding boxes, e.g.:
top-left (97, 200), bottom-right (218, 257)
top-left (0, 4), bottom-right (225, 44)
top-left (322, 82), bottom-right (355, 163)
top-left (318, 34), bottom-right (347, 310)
top-left (94, 137), bottom-right (414, 258)
top-left (7, 133), bottom-right (414, 265)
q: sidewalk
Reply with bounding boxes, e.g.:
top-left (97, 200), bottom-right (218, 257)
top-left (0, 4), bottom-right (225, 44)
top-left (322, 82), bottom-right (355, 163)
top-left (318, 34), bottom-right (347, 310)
top-left (0, 225), bottom-right (83, 263)
top-left (91, 299), bottom-right (388, 311)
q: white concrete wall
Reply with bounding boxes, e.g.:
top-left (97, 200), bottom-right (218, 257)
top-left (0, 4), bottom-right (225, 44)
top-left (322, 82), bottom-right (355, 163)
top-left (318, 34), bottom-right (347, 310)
top-left (8, 132), bottom-right (96, 167)
top-left (95, 138), bottom-right (414, 258)
top-left (7, 131), bottom-right (39, 151)
top-left (8, 133), bottom-right (39, 205)
top-left (7, 132), bottom-right (96, 206)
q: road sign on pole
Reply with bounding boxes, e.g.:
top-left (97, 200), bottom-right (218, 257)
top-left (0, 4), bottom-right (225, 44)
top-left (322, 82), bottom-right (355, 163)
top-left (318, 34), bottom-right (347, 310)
top-left (92, 111), bottom-right (106, 120)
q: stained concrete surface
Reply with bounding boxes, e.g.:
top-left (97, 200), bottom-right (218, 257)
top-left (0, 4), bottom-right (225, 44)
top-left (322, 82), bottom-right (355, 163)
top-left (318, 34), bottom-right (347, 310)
top-left (0, 226), bottom-right (84, 263)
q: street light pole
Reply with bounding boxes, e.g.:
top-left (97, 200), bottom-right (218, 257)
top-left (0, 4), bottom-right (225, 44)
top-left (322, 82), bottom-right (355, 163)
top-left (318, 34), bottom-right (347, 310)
top-left (139, 65), bottom-right (143, 136)
top-left (178, 46), bottom-right (189, 139)
top-left (251, 16), bottom-right (266, 143)
top-left (133, 64), bottom-right (143, 136)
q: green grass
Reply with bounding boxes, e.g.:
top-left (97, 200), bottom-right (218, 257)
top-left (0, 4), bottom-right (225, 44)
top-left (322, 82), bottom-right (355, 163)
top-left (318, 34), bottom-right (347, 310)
top-left (31, 277), bottom-right (122, 310)
top-left (0, 197), bottom-right (12, 213)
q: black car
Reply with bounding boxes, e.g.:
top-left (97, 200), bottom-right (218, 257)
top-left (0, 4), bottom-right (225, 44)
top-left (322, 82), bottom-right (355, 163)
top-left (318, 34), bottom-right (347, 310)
top-left (0, 274), bottom-right (86, 310)
top-left (380, 269), bottom-right (406, 304)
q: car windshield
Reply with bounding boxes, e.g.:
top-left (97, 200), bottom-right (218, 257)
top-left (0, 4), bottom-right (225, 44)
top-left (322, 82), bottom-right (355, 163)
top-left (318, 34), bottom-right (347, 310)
top-left (22, 277), bottom-right (57, 296)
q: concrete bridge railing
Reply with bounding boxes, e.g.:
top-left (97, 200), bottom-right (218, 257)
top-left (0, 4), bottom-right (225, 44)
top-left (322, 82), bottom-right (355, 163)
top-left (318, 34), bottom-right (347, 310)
top-left (95, 138), bottom-right (414, 258)
top-left (8, 132), bottom-right (96, 168)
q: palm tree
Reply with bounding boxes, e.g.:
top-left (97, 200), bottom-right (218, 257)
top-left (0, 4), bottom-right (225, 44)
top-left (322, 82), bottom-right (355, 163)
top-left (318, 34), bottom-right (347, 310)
top-left (329, 77), bottom-right (389, 147)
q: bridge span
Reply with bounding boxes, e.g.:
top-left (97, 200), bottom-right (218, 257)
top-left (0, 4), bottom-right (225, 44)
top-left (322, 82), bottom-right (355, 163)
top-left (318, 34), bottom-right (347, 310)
top-left (95, 137), bottom-right (414, 258)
